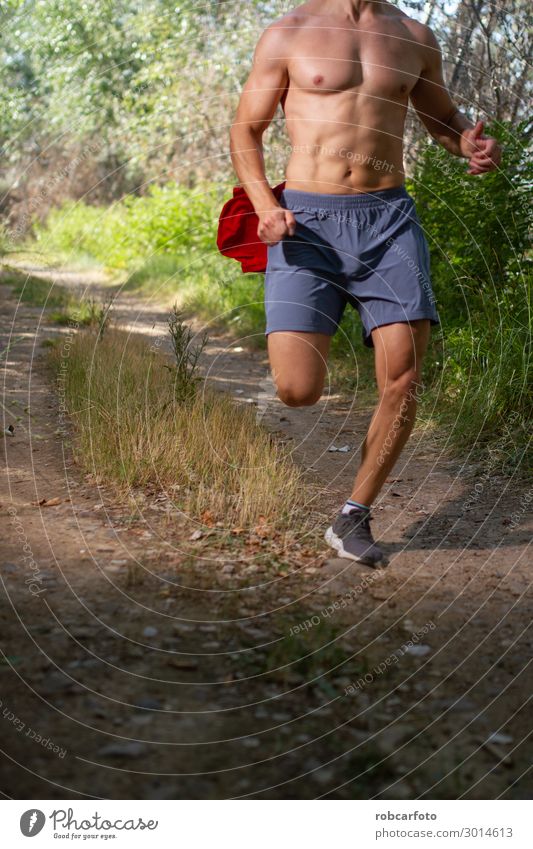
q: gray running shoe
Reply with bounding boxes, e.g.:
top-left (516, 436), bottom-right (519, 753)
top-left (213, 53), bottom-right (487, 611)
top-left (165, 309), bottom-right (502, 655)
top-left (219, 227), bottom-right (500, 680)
top-left (325, 509), bottom-right (385, 567)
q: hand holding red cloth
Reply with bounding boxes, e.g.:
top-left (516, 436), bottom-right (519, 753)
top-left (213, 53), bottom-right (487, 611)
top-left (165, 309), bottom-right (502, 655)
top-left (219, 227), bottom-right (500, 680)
top-left (216, 183), bottom-right (286, 273)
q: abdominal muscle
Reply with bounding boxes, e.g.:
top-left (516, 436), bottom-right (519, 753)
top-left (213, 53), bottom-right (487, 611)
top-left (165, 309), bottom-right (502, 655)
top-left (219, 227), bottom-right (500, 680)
top-left (283, 94), bottom-right (408, 194)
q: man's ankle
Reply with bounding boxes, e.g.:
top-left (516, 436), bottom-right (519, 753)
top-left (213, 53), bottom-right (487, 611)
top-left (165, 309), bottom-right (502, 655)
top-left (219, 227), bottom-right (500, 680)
top-left (342, 499), bottom-right (371, 515)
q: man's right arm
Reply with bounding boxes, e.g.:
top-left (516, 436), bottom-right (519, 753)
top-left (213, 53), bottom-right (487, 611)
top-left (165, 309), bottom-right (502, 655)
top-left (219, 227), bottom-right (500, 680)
top-left (230, 26), bottom-right (296, 245)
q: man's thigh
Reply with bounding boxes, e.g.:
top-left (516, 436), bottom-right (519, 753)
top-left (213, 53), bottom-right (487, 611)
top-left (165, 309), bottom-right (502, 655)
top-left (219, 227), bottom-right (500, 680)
top-left (267, 331), bottom-right (332, 392)
top-left (371, 320), bottom-right (431, 391)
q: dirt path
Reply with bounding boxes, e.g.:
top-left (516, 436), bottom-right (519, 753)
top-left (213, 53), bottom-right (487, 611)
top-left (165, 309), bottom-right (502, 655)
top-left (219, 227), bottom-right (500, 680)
top-left (1, 261), bottom-right (531, 800)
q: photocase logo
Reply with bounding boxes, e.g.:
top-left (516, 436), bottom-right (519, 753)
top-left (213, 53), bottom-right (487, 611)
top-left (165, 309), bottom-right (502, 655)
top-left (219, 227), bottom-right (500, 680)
top-left (20, 809), bottom-right (46, 837)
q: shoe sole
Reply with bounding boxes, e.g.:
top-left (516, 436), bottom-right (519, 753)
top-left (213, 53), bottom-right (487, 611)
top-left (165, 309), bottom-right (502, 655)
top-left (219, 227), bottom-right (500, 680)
top-left (324, 526), bottom-right (384, 567)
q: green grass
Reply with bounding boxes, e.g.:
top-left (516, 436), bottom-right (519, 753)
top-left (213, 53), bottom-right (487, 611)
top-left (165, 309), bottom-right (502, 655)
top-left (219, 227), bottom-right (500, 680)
top-left (0, 225), bottom-right (10, 256)
top-left (33, 184), bottom-right (220, 269)
top-left (1, 267), bottom-right (113, 330)
top-left (2, 268), bottom-right (72, 309)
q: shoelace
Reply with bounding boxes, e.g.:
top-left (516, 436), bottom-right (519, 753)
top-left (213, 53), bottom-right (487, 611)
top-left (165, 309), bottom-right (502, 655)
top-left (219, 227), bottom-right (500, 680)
top-left (341, 511), bottom-right (372, 540)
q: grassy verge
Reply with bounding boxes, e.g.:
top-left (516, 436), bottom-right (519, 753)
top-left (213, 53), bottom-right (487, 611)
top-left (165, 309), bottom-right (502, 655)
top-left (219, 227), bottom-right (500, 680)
top-left (123, 253), bottom-right (269, 344)
top-left (1, 267), bottom-right (112, 329)
top-left (47, 314), bottom-right (312, 530)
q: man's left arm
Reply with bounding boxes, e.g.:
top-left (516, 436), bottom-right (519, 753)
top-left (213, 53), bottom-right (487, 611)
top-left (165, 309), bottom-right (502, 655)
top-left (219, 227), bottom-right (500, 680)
top-left (409, 26), bottom-right (502, 175)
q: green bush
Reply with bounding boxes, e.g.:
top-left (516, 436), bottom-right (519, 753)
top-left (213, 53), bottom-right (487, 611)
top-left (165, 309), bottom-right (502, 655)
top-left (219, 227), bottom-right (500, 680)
top-left (412, 120), bottom-right (531, 317)
top-left (0, 225), bottom-right (9, 256)
top-left (34, 183), bottom-right (221, 269)
top-left (411, 121), bottom-right (532, 460)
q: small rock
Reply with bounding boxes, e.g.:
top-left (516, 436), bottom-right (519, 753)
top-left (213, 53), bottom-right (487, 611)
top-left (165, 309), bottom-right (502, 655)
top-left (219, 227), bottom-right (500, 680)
top-left (487, 731), bottom-right (513, 745)
top-left (28, 624), bottom-right (52, 634)
top-left (167, 657), bottom-right (198, 670)
top-left (81, 659), bottom-right (104, 669)
top-left (189, 530), bottom-right (203, 541)
top-left (377, 723), bottom-right (414, 754)
top-left (143, 626), bottom-right (158, 638)
top-left (98, 742), bottom-right (147, 759)
top-left (405, 644), bottom-right (431, 657)
top-left (433, 697), bottom-right (476, 713)
top-left (131, 715), bottom-right (154, 727)
top-left (135, 697), bottom-right (162, 710)
top-left (328, 444), bottom-right (351, 453)
top-left (172, 624), bottom-right (194, 634)
top-left (313, 767), bottom-right (335, 786)
top-left (70, 627), bottom-right (96, 640)
top-left (40, 671), bottom-right (76, 695)
top-left (83, 697), bottom-right (107, 717)
top-left (378, 780), bottom-right (413, 799)
top-left (242, 737), bottom-right (261, 748)
top-left (334, 676), bottom-right (353, 689)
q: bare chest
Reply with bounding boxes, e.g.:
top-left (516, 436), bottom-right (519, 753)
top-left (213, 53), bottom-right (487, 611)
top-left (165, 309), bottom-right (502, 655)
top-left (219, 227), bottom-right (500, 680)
top-left (287, 26), bottom-right (423, 100)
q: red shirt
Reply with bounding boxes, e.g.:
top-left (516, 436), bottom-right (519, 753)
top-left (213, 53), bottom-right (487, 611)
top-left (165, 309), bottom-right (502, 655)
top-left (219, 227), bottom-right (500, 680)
top-left (216, 183), bottom-right (286, 273)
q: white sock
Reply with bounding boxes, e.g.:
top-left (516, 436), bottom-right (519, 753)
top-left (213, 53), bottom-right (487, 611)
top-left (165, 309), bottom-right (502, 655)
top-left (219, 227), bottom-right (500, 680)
top-left (342, 499), bottom-right (370, 515)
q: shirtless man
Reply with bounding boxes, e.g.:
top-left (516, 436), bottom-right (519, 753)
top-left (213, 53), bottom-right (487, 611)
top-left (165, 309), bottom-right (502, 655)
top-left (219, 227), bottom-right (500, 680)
top-left (229, 0), bottom-right (501, 566)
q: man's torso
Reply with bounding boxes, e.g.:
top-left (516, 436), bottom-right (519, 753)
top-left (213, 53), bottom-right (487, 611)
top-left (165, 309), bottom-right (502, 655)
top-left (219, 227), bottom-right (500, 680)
top-left (274, 2), bottom-right (429, 193)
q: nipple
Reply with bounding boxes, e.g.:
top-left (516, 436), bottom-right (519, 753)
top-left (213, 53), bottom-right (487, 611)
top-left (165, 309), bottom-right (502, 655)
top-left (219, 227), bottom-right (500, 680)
top-left (400, 84), bottom-right (408, 93)
top-left (313, 75), bottom-right (324, 86)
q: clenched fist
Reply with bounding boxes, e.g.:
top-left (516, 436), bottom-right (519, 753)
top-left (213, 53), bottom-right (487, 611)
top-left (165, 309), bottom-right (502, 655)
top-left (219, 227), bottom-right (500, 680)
top-left (257, 207), bottom-right (296, 246)
top-left (461, 120), bottom-right (502, 175)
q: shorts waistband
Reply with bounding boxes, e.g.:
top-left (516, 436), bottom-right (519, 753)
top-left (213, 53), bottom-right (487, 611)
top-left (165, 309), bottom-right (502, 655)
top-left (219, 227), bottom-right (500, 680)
top-left (281, 186), bottom-right (411, 210)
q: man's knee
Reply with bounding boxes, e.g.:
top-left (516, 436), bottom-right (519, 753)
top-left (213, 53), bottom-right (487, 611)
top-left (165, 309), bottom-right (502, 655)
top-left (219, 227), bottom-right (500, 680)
top-left (277, 382), bottom-right (322, 407)
top-left (380, 368), bottom-right (421, 408)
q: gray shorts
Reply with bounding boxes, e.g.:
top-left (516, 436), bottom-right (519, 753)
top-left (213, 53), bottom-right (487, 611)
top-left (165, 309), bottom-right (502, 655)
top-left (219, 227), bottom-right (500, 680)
top-left (264, 186), bottom-right (439, 347)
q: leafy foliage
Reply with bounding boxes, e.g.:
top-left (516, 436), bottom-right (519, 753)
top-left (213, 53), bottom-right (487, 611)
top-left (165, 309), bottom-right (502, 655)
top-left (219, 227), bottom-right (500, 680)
top-left (412, 121), bottom-right (532, 455)
top-left (34, 184), bottom-right (220, 267)
top-left (412, 121), bottom-right (532, 316)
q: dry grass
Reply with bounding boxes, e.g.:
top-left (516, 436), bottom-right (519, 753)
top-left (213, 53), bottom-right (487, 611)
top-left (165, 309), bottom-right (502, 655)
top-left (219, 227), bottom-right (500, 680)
top-left (48, 326), bottom-right (310, 529)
